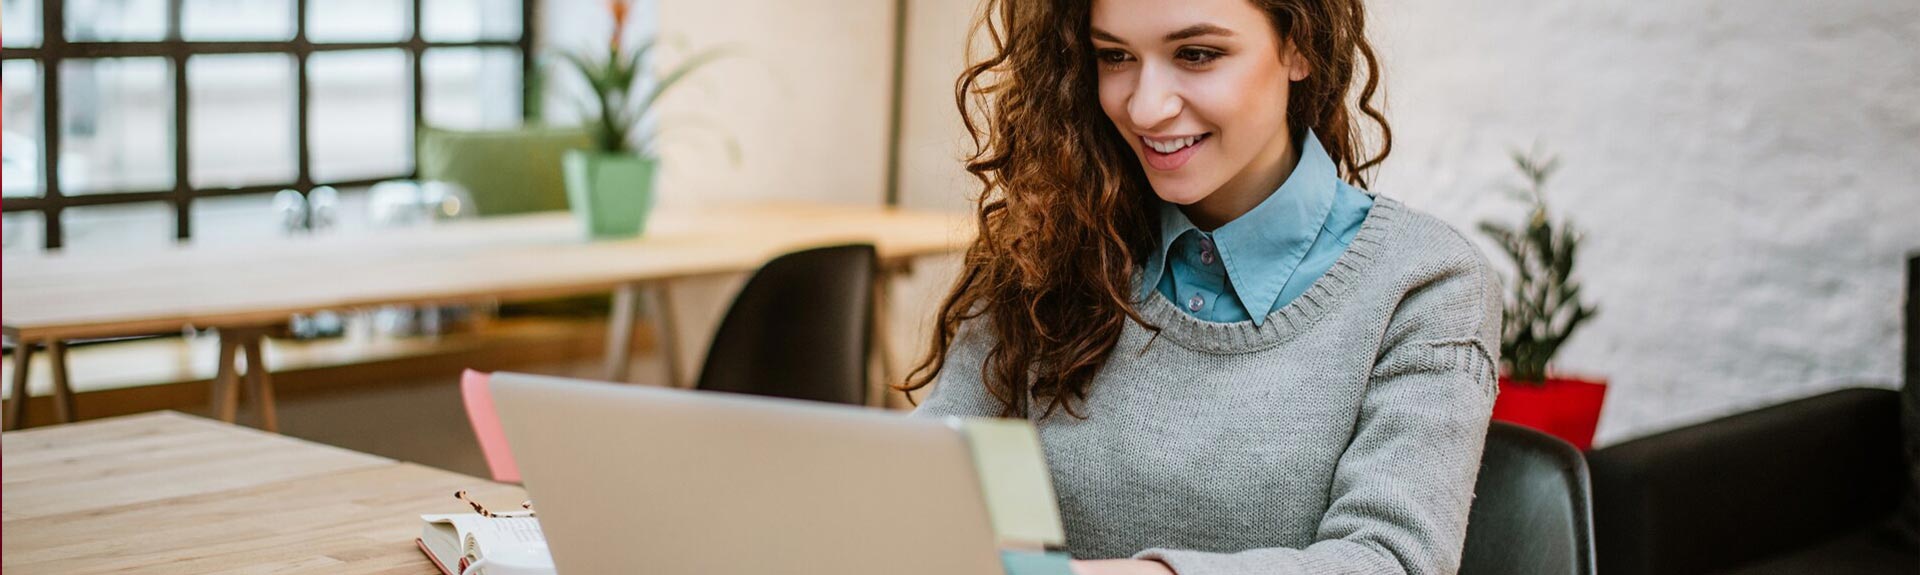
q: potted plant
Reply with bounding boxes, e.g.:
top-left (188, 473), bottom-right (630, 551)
top-left (1478, 149), bottom-right (1608, 450)
top-left (557, 0), bottom-right (728, 239)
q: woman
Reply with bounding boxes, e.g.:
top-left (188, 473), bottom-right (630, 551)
top-left (901, 0), bottom-right (1502, 574)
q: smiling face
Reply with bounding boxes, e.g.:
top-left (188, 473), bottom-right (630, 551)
top-left (1091, 0), bottom-right (1309, 228)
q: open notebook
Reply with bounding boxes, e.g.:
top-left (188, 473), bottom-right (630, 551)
top-left (416, 511), bottom-right (551, 575)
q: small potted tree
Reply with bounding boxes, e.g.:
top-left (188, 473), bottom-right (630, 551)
top-left (557, 0), bottom-right (728, 239)
top-left (1479, 149), bottom-right (1608, 450)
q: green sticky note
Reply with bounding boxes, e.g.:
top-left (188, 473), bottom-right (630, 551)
top-left (951, 417), bottom-right (1067, 547)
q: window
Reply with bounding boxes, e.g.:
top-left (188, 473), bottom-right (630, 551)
top-left (0, 0), bottom-right (533, 249)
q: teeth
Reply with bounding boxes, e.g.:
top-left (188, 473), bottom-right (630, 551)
top-left (1145, 135), bottom-right (1201, 154)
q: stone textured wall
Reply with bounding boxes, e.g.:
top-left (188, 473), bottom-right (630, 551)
top-left (1368, 0), bottom-right (1920, 444)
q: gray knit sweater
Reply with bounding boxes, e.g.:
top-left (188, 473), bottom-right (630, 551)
top-left (913, 196), bottom-right (1502, 575)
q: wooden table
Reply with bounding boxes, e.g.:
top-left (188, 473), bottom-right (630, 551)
top-left (1, 411), bottom-right (525, 574)
top-left (3, 203), bottom-right (974, 430)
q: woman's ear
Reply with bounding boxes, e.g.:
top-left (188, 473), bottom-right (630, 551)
top-left (1283, 40), bottom-right (1311, 82)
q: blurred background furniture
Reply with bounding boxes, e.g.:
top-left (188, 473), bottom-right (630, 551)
top-left (417, 126), bottom-right (593, 217)
top-left (696, 244), bottom-right (876, 405)
top-left (461, 369), bottom-right (521, 484)
top-left (4, 337), bottom-right (74, 429)
top-left (1460, 421), bottom-right (1597, 575)
top-left (2, 204), bottom-right (972, 431)
top-left (3, 333), bottom-right (185, 430)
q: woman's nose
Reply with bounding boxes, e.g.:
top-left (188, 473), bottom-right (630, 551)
top-left (1127, 64), bottom-right (1183, 130)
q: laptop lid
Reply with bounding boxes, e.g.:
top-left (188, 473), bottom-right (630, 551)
top-left (489, 372), bottom-right (1007, 575)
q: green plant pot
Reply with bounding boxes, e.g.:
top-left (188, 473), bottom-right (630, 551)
top-left (562, 150), bottom-right (657, 239)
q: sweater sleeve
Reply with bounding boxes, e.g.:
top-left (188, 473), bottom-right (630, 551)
top-left (1132, 249), bottom-right (1504, 575)
top-left (909, 319), bottom-right (1007, 419)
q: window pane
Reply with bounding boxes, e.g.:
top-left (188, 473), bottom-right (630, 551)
top-left (2, 0), bottom-right (40, 47)
top-left (423, 48), bottom-right (521, 130)
top-left (65, 0), bottom-right (168, 42)
top-left (182, 0), bottom-right (294, 41)
top-left (189, 192), bottom-right (292, 246)
top-left (3, 210), bottom-right (44, 251)
top-left (308, 0), bottom-right (409, 43)
top-left (309, 50), bottom-right (411, 183)
top-left (60, 57), bottom-right (174, 194)
top-left (190, 54), bottom-right (295, 188)
top-left (3, 60), bottom-right (42, 197)
top-left (423, 0), bottom-right (520, 42)
top-left (61, 202), bottom-right (175, 252)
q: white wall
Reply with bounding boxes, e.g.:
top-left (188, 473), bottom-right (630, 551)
top-left (897, 0), bottom-right (984, 213)
top-left (651, 0), bottom-right (897, 207)
top-left (541, 0), bottom-right (895, 207)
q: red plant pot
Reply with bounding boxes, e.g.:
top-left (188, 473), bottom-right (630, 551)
top-left (1491, 376), bottom-right (1609, 451)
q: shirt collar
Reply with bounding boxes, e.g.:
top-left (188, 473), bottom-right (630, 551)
top-left (1136, 129), bottom-right (1341, 325)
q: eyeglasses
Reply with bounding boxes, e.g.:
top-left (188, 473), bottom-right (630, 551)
top-left (454, 490), bottom-right (535, 518)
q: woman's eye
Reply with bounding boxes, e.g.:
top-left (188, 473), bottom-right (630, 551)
top-left (1176, 47), bottom-right (1223, 65)
top-left (1096, 49), bottom-right (1133, 66)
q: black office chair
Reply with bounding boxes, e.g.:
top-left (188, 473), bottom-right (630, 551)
top-left (1460, 421), bottom-right (1598, 575)
top-left (694, 244), bottom-right (876, 406)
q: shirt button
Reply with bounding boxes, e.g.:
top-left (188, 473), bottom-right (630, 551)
top-left (1199, 249), bottom-right (1216, 265)
top-left (1186, 295), bottom-right (1205, 312)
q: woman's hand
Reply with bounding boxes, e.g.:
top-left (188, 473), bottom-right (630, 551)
top-left (1069, 559), bottom-right (1175, 575)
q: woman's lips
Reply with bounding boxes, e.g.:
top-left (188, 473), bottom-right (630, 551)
top-left (1142, 133), bottom-right (1211, 171)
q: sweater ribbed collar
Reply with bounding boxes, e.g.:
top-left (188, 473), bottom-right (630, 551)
top-left (1131, 194), bottom-right (1404, 355)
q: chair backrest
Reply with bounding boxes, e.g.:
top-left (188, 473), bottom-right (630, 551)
top-left (460, 369), bottom-right (521, 483)
top-left (695, 244), bottom-right (876, 406)
top-left (1907, 252), bottom-right (1916, 394)
top-left (1460, 422), bottom-right (1597, 575)
top-left (1902, 253), bottom-right (1920, 546)
top-left (417, 126), bottom-right (592, 216)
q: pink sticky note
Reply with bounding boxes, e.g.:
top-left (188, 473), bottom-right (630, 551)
top-left (461, 370), bottom-right (521, 483)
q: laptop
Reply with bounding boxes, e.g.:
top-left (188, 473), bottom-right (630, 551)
top-left (487, 372), bottom-right (1014, 574)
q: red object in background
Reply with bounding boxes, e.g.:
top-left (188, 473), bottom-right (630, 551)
top-left (1491, 376), bottom-right (1609, 451)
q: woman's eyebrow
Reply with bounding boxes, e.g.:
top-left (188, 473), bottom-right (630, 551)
top-left (1165, 23), bottom-right (1234, 42)
top-left (1090, 23), bottom-right (1235, 44)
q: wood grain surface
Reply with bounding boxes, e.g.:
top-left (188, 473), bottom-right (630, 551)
top-left (3, 411), bottom-right (525, 574)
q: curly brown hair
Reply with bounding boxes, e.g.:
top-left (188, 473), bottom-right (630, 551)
top-left (895, 0), bottom-right (1392, 418)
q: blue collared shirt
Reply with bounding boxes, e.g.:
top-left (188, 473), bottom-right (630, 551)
top-left (1137, 130), bottom-right (1374, 326)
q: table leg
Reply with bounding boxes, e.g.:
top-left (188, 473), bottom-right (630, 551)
top-left (605, 283), bottom-right (641, 382)
top-left (649, 283), bottom-right (685, 389)
top-left (6, 340), bottom-right (36, 430)
top-left (49, 340), bottom-right (76, 423)
top-left (869, 264), bottom-right (898, 408)
top-left (242, 335), bottom-right (278, 433)
top-left (877, 259), bottom-right (921, 409)
top-left (211, 333), bottom-right (242, 423)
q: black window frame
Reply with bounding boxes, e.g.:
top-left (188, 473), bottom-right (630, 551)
top-left (0, 0), bottom-right (538, 249)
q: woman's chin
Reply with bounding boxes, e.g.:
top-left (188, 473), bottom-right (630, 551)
top-left (1147, 180), bottom-right (1216, 207)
